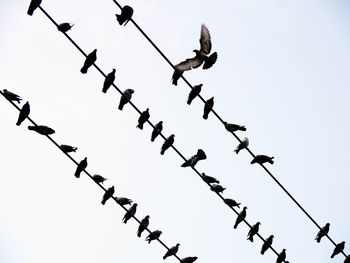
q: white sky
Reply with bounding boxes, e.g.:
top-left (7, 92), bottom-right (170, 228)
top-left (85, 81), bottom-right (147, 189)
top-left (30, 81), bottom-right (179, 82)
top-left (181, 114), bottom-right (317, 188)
top-left (0, 0), bottom-right (350, 263)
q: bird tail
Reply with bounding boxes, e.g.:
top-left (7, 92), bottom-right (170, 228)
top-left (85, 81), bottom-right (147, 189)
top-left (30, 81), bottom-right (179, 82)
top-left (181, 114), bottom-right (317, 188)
top-left (203, 52), bottom-right (218, 69)
top-left (151, 136), bottom-right (155, 142)
top-left (101, 199), bottom-right (106, 205)
top-left (16, 120), bottom-right (22, 126)
top-left (72, 147), bottom-right (78, 152)
top-left (160, 149), bottom-right (165, 155)
top-left (118, 103), bottom-right (124, 111)
top-left (203, 113), bottom-right (208, 120)
top-left (241, 126), bottom-right (247, 131)
top-left (28, 126), bottom-right (35, 130)
top-left (137, 231), bottom-right (141, 238)
top-left (269, 157), bottom-right (275, 164)
top-left (316, 236), bottom-right (321, 243)
top-left (331, 254), bottom-right (335, 258)
top-left (74, 171), bottom-right (80, 178)
top-left (237, 203), bottom-right (241, 209)
top-left (250, 159), bottom-right (256, 164)
top-left (137, 123), bottom-right (143, 130)
top-left (102, 86), bottom-right (108, 93)
top-left (187, 97), bottom-right (192, 105)
top-left (261, 249), bottom-right (265, 255)
top-left (234, 148), bottom-right (240, 154)
top-left (80, 67), bottom-right (87, 74)
top-left (181, 161), bottom-right (189, 167)
top-left (248, 236), bottom-right (253, 242)
top-left (233, 223), bottom-right (238, 229)
top-left (116, 14), bottom-right (124, 25)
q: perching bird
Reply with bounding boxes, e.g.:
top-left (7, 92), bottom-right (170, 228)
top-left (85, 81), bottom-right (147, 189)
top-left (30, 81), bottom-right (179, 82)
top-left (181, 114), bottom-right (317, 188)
top-left (16, 102), bottom-right (30, 126)
top-left (137, 215), bottom-right (150, 237)
top-left (151, 121), bottom-right (163, 142)
top-left (3, 89), bottom-right (22, 103)
top-left (115, 5), bottom-right (134, 26)
top-left (101, 186), bottom-right (115, 205)
top-left (251, 155), bottom-right (274, 165)
top-left (27, 0), bottom-right (41, 16)
top-left (122, 203), bottom-right (137, 224)
top-left (261, 235), bottom-right (274, 255)
top-left (57, 23), bottom-right (74, 33)
top-left (74, 157), bottom-right (87, 178)
top-left (187, 84), bottom-right (202, 105)
top-left (115, 197), bottom-right (133, 206)
top-left (163, 243), bottom-right (180, 260)
top-left (80, 49), bottom-right (97, 74)
top-left (137, 108), bottom-right (150, 130)
top-left (210, 184), bottom-right (226, 194)
top-left (145, 230), bottom-right (162, 244)
top-left (224, 198), bottom-right (241, 209)
top-left (276, 249), bottom-right (286, 263)
top-left (102, 69), bottom-right (116, 93)
top-left (235, 137), bottom-right (249, 154)
top-left (181, 149), bottom-right (206, 167)
top-left (59, 144), bottom-right (78, 153)
top-left (203, 97), bottom-right (214, 120)
top-left (233, 206), bottom-right (247, 229)
top-left (181, 257), bottom-right (198, 263)
top-left (201, 173), bottom-right (219, 184)
top-left (161, 134), bottom-right (175, 155)
top-left (224, 121), bottom-right (247, 132)
top-left (92, 174), bottom-right (107, 184)
top-left (315, 223), bottom-right (330, 243)
top-left (331, 241), bottom-right (345, 258)
top-left (247, 222), bottom-right (260, 242)
top-left (118, 89), bottom-right (134, 110)
top-left (28, 125), bottom-right (55, 135)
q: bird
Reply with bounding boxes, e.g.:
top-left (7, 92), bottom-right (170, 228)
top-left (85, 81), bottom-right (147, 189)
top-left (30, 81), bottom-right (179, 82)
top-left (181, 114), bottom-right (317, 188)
top-left (92, 174), bottom-right (107, 184)
top-left (161, 134), bottom-right (175, 155)
top-left (276, 249), bottom-right (286, 263)
top-left (201, 173), bottom-right (219, 184)
top-left (122, 203), bottom-right (137, 224)
top-left (102, 69), bottom-right (116, 93)
top-left (16, 102), bottom-right (30, 126)
top-left (210, 184), bottom-right (226, 194)
top-left (331, 241), bottom-right (345, 258)
top-left (137, 215), bottom-right (150, 237)
top-left (261, 235), bottom-right (274, 255)
top-left (171, 69), bottom-right (182, 86)
top-left (251, 155), bottom-right (274, 165)
top-left (101, 186), bottom-right (115, 205)
top-left (27, 0), bottom-right (41, 16)
top-left (224, 121), bottom-right (247, 132)
top-left (315, 223), bottom-right (330, 243)
top-left (187, 84), bottom-right (202, 105)
top-left (28, 125), bottom-right (55, 135)
top-left (181, 149), bottom-right (206, 167)
top-left (224, 198), bottom-right (241, 209)
top-left (145, 230), bottom-right (162, 244)
top-left (80, 49), bottom-right (97, 74)
top-left (115, 5), bottom-right (134, 26)
top-left (115, 197), bottom-right (133, 206)
top-left (181, 257), bottom-right (198, 263)
top-left (57, 23), bottom-right (74, 33)
top-left (74, 157), bottom-right (87, 178)
top-left (203, 97), bottom-right (214, 120)
top-left (137, 108), bottom-right (150, 130)
top-left (3, 89), bottom-right (22, 103)
top-left (59, 144), bottom-right (78, 153)
top-left (234, 137), bottom-right (249, 154)
top-left (345, 255), bottom-right (350, 263)
top-left (118, 89), bottom-right (134, 111)
top-left (247, 222), bottom-right (260, 242)
top-left (151, 121), bottom-right (163, 142)
top-left (163, 243), bottom-right (180, 260)
top-left (233, 206), bottom-right (247, 229)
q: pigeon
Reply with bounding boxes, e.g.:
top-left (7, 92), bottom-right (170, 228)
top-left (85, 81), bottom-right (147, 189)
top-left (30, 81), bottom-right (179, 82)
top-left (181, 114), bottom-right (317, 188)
top-left (276, 249), bottom-right (286, 263)
top-left (235, 137), bottom-right (249, 154)
top-left (16, 102), bottom-right (30, 126)
top-left (80, 49), bottom-right (97, 74)
top-left (74, 157), bottom-right (87, 178)
top-left (331, 241), bottom-right (345, 258)
top-left (145, 230), bottom-right (162, 244)
top-left (151, 121), bottom-right (163, 142)
top-left (247, 222), bottom-right (260, 242)
top-left (224, 121), bottom-right (247, 132)
top-left (345, 255), bottom-right (350, 263)
top-left (3, 89), bottom-right (22, 103)
top-left (116, 6), bottom-right (134, 26)
top-left (315, 223), bottom-right (330, 243)
top-left (28, 125), bottom-right (55, 135)
top-left (251, 155), bottom-right (274, 165)
top-left (122, 203), bottom-right (137, 224)
top-left (115, 197), bottom-right (133, 206)
top-left (187, 84), bottom-right (202, 105)
top-left (181, 149), bottom-right (206, 167)
top-left (203, 97), bottom-right (214, 120)
top-left (27, 0), bottom-right (41, 16)
top-left (92, 174), bottom-right (107, 184)
top-left (161, 134), bottom-right (175, 155)
top-left (57, 23), bottom-right (74, 33)
top-left (201, 173), bottom-right (219, 184)
top-left (163, 243), bottom-right (180, 260)
top-left (59, 144), bottom-right (78, 153)
top-left (137, 108), bottom-right (150, 130)
top-left (137, 215), bottom-right (150, 237)
top-left (101, 186), bottom-right (115, 205)
top-left (261, 235), bottom-right (274, 255)
top-left (210, 184), bottom-right (226, 194)
top-left (118, 89), bottom-right (134, 110)
top-left (102, 69), bottom-right (116, 93)
top-left (233, 206), bottom-right (247, 229)
top-left (181, 257), bottom-right (198, 263)
top-left (224, 198), bottom-right (241, 209)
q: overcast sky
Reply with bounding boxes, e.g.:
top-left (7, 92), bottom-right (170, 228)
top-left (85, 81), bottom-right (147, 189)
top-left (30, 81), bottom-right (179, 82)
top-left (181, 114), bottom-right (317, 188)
top-left (1, 0), bottom-right (350, 263)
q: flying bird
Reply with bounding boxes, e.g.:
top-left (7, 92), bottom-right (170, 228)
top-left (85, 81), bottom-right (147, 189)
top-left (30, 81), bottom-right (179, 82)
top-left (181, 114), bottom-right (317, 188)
top-left (28, 125), bottom-right (55, 135)
top-left (101, 186), bottom-right (115, 205)
top-left (203, 97), bottom-right (214, 120)
top-left (233, 206), bottom-right (247, 229)
top-left (118, 89), bottom-right (134, 110)
top-left (247, 222), bottom-right (260, 242)
top-left (74, 157), bottom-right (87, 178)
top-left (80, 49), bottom-right (97, 74)
top-left (122, 203), bottom-right (137, 224)
top-left (3, 89), bottom-right (22, 103)
top-left (181, 149), bottom-right (206, 167)
top-left (331, 241), bottom-right (345, 258)
top-left (224, 121), bottom-right (247, 132)
top-left (161, 134), bottom-right (175, 155)
top-left (276, 249), bottom-right (286, 263)
top-left (201, 173), bottom-right (219, 184)
top-left (116, 5), bottom-right (134, 26)
top-left (224, 198), bottom-right (241, 209)
top-left (151, 121), bottom-right (163, 142)
top-left (137, 215), bottom-right (150, 237)
top-left (92, 174), bottom-right (107, 184)
top-left (16, 102), bottom-right (30, 126)
top-left (181, 257), bottom-right (198, 263)
top-left (261, 235), bottom-right (274, 255)
top-left (57, 23), bottom-right (74, 33)
top-left (234, 137), bottom-right (249, 154)
top-left (251, 155), bottom-right (274, 165)
top-left (315, 223), bottom-right (330, 243)
top-left (210, 184), bottom-right (226, 194)
top-left (115, 197), bottom-right (133, 206)
top-left (145, 230), bottom-right (162, 244)
top-left (187, 84), bottom-right (202, 105)
top-left (59, 144), bottom-right (78, 153)
top-left (102, 69), bottom-right (116, 93)
top-left (163, 243), bottom-right (180, 260)
top-left (27, 0), bottom-right (41, 16)
top-left (137, 108), bottom-right (150, 130)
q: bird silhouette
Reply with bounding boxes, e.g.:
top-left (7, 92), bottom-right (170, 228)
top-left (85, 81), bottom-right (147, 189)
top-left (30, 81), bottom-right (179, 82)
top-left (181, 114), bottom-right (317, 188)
top-left (276, 249), bottom-right (286, 263)
top-left (3, 89), bottom-right (22, 103)
top-left (161, 134), bottom-right (175, 155)
top-left (16, 102), bottom-right (30, 126)
top-left (27, 0), bottom-right (41, 16)
top-left (102, 69), bottom-right (116, 93)
top-left (210, 184), bottom-right (226, 194)
top-left (234, 206), bottom-right (247, 229)
top-left (187, 84), bottom-right (202, 105)
top-left (145, 230), bottom-right (162, 244)
top-left (315, 223), bottom-right (330, 243)
top-left (118, 89), bottom-right (134, 110)
top-left (234, 137), bottom-right (249, 154)
top-left (224, 198), bottom-right (241, 209)
top-left (57, 23), bottom-right (74, 33)
top-left (122, 203), bottom-right (137, 224)
top-left (345, 255), bottom-right (350, 263)
top-left (203, 97), bottom-right (214, 120)
top-left (80, 49), bottom-right (97, 74)
top-left (92, 174), bottom-right (107, 184)
top-left (181, 149), bottom-right (206, 167)
top-left (151, 121), bottom-right (163, 142)
top-left (261, 235), bottom-right (274, 255)
top-left (181, 257), bottom-right (198, 263)
top-left (251, 155), bottom-right (274, 165)
top-left (201, 173), bottom-right (219, 184)
top-left (74, 157), bottom-right (87, 178)
top-left (247, 222), bottom-right (260, 242)
top-left (163, 243), bottom-right (180, 260)
top-left (28, 125), bottom-right (55, 135)
top-left (59, 144), bottom-right (78, 154)
top-left (224, 121), bottom-right (247, 132)
top-left (101, 186), bottom-right (115, 205)
top-left (137, 108), bottom-right (150, 130)
top-left (116, 6), bottom-right (134, 26)
top-left (331, 241), bottom-right (345, 258)
top-left (137, 215), bottom-right (150, 237)
top-left (115, 197), bottom-right (133, 206)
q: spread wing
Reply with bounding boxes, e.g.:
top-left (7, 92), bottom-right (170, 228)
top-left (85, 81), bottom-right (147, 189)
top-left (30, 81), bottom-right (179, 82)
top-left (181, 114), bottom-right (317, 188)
top-left (199, 24), bottom-right (212, 54)
top-left (175, 56), bottom-right (203, 72)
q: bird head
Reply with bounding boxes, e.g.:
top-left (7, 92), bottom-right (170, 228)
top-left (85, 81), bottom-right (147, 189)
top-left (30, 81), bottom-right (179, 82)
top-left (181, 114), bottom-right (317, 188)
top-left (193, 49), bottom-right (201, 56)
top-left (112, 68), bottom-right (116, 72)
top-left (257, 222), bottom-right (261, 225)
